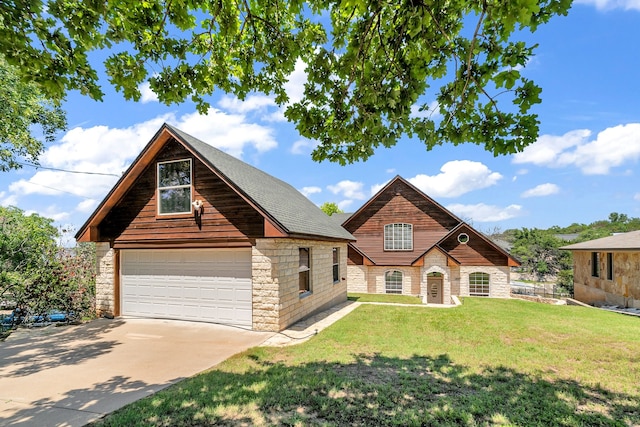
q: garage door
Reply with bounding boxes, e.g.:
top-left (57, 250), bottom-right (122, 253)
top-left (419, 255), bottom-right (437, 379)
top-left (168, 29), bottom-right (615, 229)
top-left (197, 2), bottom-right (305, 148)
top-left (121, 249), bottom-right (252, 326)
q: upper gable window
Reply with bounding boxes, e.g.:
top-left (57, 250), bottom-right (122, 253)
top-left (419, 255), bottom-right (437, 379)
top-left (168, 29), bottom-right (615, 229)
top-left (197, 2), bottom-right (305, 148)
top-left (384, 223), bottom-right (413, 251)
top-left (157, 159), bottom-right (192, 215)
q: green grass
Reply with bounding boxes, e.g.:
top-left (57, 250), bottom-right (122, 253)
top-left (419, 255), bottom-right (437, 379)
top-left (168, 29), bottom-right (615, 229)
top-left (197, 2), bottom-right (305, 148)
top-left (347, 292), bottom-right (423, 304)
top-left (94, 299), bottom-right (640, 426)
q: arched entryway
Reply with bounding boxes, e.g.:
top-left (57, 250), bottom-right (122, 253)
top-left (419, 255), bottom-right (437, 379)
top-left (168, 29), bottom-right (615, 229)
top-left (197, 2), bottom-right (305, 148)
top-left (427, 272), bottom-right (443, 304)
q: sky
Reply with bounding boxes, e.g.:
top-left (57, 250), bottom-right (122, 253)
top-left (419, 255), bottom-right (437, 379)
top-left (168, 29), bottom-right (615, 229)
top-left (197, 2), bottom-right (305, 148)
top-left (1, 0), bottom-right (639, 243)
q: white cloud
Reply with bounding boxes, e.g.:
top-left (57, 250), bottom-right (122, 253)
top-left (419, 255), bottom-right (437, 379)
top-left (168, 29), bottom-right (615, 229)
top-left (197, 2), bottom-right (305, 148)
top-left (10, 171), bottom-right (117, 200)
top-left (513, 124), bottom-right (640, 175)
top-left (175, 110), bottom-right (278, 156)
top-left (300, 186), bottom-right (322, 197)
top-left (512, 129), bottom-right (588, 167)
top-left (327, 180), bottom-right (367, 200)
top-left (76, 199), bottom-right (99, 213)
top-left (30, 205), bottom-right (71, 222)
top-left (575, 0), bottom-right (640, 10)
top-left (218, 95), bottom-right (277, 114)
top-left (139, 81), bottom-right (159, 103)
top-left (370, 180), bottom-right (390, 196)
top-left (521, 183), bottom-right (560, 198)
top-left (284, 59), bottom-right (308, 105)
top-left (5, 110), bottom-right (278, 202)
top-left (0, 191), bottom-right (18, 207)
top-left (446, 203), bottom-right (523, 222)
top-left (634, 193), bottom-right (640, 201)
top-left (407, 161), bottom-right (503, 198)
top-left (291, 138), bottom-right (318, 155)
top-left (337, 199), bottom-right (354, 210)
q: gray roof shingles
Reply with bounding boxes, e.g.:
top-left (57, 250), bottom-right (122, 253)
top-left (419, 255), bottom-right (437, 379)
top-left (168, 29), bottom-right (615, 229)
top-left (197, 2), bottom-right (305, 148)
top-left (560, 230), bottom-right (640, 251)
top-left (167, 124), bottom-right (354, 241)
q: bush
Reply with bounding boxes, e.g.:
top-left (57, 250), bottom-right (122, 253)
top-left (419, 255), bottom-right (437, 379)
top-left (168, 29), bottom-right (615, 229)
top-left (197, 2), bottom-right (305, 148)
top-left (1, 207), bottom-right (96, 328)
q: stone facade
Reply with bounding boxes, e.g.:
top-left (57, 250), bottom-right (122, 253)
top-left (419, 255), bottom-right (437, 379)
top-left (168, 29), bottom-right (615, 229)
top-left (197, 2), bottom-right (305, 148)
top-left (459, 266), bottom-right (510, 298)
top-left (93, 239), bottom-right (347, 331)
top-left (95, 242), bottom-right (116, 316)
top-left (573, 251), bottom-right (640, 309)
top-left (252, 239), bottom-right (348, 331)
top-left (346, 265), bottom-right (368, 293)
top-left (362, 266), bottom-right (422, 295)
top-left (346, 260), bottom-right (511, 303)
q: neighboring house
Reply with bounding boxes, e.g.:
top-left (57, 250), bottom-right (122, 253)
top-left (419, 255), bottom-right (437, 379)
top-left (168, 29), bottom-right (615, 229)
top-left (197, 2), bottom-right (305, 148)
top-left (75, 124), bottom-right (354, 332)
top-left (561, 230), bottom-right (640, 309)
top-left (342, 176), bottom-right (520, 303)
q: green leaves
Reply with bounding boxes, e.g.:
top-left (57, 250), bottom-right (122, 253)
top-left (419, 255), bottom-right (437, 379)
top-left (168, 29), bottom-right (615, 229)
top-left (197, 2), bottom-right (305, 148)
top-left (0, 0), bottom-right (572, 163)
top-left (0, 207), bottom-right (96, 323)
top-left (0, 55), bottom-right (67, 171)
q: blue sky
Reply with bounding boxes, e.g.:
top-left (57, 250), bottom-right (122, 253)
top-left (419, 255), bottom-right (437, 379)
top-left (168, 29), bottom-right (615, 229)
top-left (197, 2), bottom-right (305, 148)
top-left (1, 0), bottom-right (639, 242)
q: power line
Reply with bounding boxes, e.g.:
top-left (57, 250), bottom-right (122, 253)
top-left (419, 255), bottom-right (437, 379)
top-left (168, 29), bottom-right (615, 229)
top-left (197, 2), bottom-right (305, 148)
top-left (23, 181), bottom-right (94, 199)
top-left (17, 161), bottom-right (121, 177)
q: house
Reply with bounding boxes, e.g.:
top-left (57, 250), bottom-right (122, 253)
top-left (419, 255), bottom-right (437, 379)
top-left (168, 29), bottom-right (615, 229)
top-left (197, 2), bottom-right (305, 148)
top-left (342, 176), bottom-right (520, 303)
top-left (75, 124), bottom-right (354, 332)
top-left (561, 230), bottom-right (640, 309)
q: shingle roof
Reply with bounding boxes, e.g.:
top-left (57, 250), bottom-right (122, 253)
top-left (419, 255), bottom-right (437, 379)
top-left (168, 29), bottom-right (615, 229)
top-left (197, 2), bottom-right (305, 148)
top-left (331, 212), bottom-right (353, 225)
top-left (560, 230), bottom-right (640, 251)
top-left (167, 124), bottom-right (354, 241)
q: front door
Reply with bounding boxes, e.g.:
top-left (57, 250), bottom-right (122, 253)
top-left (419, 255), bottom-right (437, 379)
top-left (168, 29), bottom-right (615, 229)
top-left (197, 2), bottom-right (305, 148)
top-left (427, 273), bottom-right (443, 304)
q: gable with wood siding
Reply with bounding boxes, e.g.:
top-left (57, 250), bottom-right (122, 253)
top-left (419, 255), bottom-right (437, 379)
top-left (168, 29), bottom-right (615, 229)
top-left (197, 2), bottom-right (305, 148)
top-left (343, 176), bottom-right (519, 302)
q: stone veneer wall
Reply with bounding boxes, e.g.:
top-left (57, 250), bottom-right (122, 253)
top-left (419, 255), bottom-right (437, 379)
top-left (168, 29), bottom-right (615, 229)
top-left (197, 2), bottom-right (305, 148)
top-left (252, 239), bottom-right (348, 331)
top-left (573, 251), bottom-right (640, 309)
top-left (362, 266), bottom-right (421, 295)
top-left (95, 242), bottom-right (116, 316)
top-left (459, 266), bottom-right (510, 298)
top-left (346, 265), bottom-right (368, 293)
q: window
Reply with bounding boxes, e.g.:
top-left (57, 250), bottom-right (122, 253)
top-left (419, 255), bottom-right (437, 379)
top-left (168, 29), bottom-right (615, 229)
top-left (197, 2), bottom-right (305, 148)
top-left (469, 272), bottom-right (490, 296)
top-left (332, 248), bottom-right (340, 284)
top-left (384, 223), bottom-right (413, 251)
top-left (299, 248), bottom-right (311, 294)
top-left (606, 252), bottom-right (614, 281)
top-left (385, 270), bottom-right (403, 294)
top-left (591, 252), bottom-right (600, 278)
top-left (157, 159), bottom-right (192, 215)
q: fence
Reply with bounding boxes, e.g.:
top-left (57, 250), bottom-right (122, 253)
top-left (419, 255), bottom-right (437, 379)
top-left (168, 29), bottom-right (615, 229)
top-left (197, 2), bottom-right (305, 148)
top-left (510, 283), bottom-right (573, 299)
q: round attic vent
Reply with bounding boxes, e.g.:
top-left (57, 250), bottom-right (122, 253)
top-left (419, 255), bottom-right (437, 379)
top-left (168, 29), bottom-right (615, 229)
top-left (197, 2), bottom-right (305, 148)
top-left (458, 233), bottom-right (469, 244)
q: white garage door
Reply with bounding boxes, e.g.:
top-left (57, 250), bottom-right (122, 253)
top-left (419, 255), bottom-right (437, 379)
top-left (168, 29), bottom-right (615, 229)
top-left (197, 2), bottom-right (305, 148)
top-left (121, 249), bottom-right (252, 326)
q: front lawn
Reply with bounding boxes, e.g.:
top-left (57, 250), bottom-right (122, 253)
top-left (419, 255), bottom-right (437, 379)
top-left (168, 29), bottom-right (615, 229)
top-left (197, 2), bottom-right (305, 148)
top-left (347, 292), bottom-right (423, 304)
top-left (94, 299), bottom-right (640, 426)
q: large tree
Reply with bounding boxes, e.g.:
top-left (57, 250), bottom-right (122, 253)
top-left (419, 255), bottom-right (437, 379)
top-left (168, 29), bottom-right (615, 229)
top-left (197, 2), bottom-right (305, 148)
top-left (0, 55), bottom-right (67, 171)
top-left (0, 0), bottom-right (571, 164)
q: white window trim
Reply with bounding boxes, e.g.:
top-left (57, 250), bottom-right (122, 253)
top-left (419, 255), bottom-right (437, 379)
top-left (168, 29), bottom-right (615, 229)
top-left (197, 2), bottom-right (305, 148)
top-left (332, 247), bottom-right (340, 284)
top-left (469, 272), bottom-right (490, 297)
top-left (385, 270), bottom-right (403, 294)
top-left (157, 158), bottom-right (193, 215)
top-left (299, 247), bottom-right (311, 296)
top-left (384, 223), bottom-right (413, 251)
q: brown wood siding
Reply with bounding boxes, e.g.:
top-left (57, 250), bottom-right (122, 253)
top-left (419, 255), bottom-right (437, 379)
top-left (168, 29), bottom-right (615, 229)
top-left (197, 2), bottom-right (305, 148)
top-left (439, 226), bottom-right (508, 266)
top-left (346, 182), bottom-right (459, 265)
top-left (98, 138), bottom-right (265, 245)
top-left (348, 245), bottom-right (364, 265)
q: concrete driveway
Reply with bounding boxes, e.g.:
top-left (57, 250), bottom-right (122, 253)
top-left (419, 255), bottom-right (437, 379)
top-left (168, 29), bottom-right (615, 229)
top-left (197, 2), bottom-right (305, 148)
top-left (0, 318), bottom-right (272, 426)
